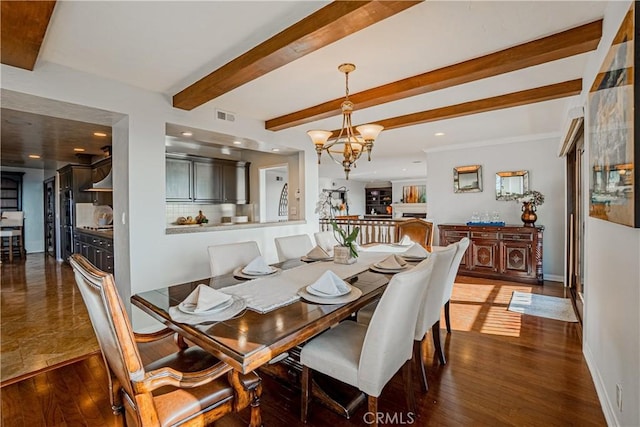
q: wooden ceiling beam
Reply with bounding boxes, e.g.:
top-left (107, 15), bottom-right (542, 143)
top-left (1, 0), bottom-right (57, 70)
top-left (267, 19), bottom-right (602, 131)
top-left (173, 0), bottom-right (422, 111)
top-left (326, 79), bottom-right (582, 137)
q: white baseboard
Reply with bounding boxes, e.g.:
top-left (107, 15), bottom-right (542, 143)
top-left (584, 343), bottom-right (618, 426)
top-left (544, 274), bottom-right (564, 283)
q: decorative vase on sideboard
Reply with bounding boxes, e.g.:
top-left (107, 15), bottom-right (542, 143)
top-left (521, 202), bottom-right (537, 226)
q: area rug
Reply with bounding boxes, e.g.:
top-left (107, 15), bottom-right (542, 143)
top-left (508, 291), bottom-right (578, 322)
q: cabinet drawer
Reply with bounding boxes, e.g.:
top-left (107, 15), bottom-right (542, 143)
top-left (471, 231), bottom-right (498, 240)
top-left (443, 230), bottom-right (469, 238)
top-left (501, 232), bottom-right (533, 241)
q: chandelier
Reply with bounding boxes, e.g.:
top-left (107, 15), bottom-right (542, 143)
top-left (307, 63), bottom-right (383, 180)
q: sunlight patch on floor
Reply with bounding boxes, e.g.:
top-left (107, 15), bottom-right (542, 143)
top-left (480, 306), bottom-right (522, 337)
top-left (447, 282), bottom-right (528, 337)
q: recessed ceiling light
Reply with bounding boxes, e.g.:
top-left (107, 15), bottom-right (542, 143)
top-left (73, 148), bottom-right (85, 152)
top-left (93, 132), bottom-right (107, 137)
top-left (28, 154), bottom-right (41, 159)
top-left (272, 148), bottom-right (280, 152)
top-left (181, 131), bottom-right (193, 137)
top-left (402, 168), bottom-right (407, 171)
top-left (233, 141), bottom-right (242, 145)
top-left (434, 132), bottom-right (445, 136)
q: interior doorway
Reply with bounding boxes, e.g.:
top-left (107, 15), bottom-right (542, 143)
top-left (565, 123), bottom-right (585, 323)
top-left (259, 165), bottom-right (289, 222)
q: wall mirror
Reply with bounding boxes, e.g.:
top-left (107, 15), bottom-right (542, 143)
top-left (453, 165), bottom-right (483, 193)
top-left (495, 170), bottom-right (529, 200)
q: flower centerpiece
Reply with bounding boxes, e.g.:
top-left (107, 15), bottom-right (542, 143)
top-left (515, 190), bottom-right (544, 226)
top-left (331, 220), bottom-right (360, 264)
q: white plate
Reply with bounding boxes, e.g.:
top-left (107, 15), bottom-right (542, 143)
top-left (401, 255), bottom-right (428, 261)
top-left (306, 282), bottom-right (351, 297)
top-left (370, 264), bottom-right (410, 274)
top-left (178, 297), bottom-right (234, 315)
top-left (300, 256), bottom-right (333, 262)
top-left (298, 286), bottom-right (362, 305)
top-left (233, 266), bottom-right (281, 279)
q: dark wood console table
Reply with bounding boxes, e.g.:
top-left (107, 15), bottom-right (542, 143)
top-left (439, 224), bottom-right (544, 284)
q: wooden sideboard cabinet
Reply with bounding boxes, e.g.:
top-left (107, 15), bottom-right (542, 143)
top-left (438, 224), bottom-right (544, 284)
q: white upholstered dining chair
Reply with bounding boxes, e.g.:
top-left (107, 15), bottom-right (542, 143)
top-left (442, 237), bottom-right (470, 333)
top-left (299, 258), bottom-right (435, 426)
top-left (412, 243), bottom-right (457, 390)
top-left (207, 241), bottom-right (261, 276)
top-left (356, 243), bottom-right (457, 392)
top-left (274, 234), bottom-right (313, 262)
top-left (313, 231), bottom-right (340, 254)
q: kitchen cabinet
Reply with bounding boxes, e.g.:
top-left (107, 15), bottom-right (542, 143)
top-left (74, 230), bottom-right (114, 273)
top-left (58, 164), bottom-right (93, 262)
top-left (1, 172), bottom-right (24, 211)
top-left (43, 177), bottom-right (56, 257)
top-left (194, 161), bottom-right (223, 202)
top-left (166, 154), bottom-right (250, 204)
top-left (166, 157), bottom-right (192, 201)
top-left (439, 224), bottom-right (544, 284)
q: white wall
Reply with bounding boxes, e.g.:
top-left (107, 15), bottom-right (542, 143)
top-left (1, 61), bottom-right (319, 331)
top-left (580, 2), bottom-right (639, 426)
top-left (426, 137), bottom-right (565, 279)
top-left (2, 166), bottom-right (45, 253)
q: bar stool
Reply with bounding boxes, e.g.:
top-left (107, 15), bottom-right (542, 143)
top-left (0, 228), bottom-right (22, 262)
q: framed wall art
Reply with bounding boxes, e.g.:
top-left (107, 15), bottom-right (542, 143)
top-left (403, 185), bottom-right (426, 203)
top-left (588, 3), bottom-right (639, 227)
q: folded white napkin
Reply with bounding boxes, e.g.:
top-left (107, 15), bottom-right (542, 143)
top-left (183, 284), bottom-right (232, 313)
top-left (402, 243), bottom-right (430, 258)
top-left (377, 254), bottom-right (408, 269)
top-left (309, 270), bottom-right (350, 296)
top-left (398, 235), bottom-right (413, 245)
top-left (242, 256), bottom-right (274, 275)
top-left (306, 245), bottom-right (330, 260)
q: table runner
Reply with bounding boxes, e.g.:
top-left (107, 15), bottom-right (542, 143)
top-left (220, 251), bottom-right (393, 313)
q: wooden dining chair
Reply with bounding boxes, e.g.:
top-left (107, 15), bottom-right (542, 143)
top-left (207, 241), bottom-right (261, 276)
top-left (274, 234), bottom-right (313, 262)
top-left (442, 238), bottom-right (470, 333)
top-left (396, 218), bottom-right (434, 249)
top-left (300, 259), bottom-right (435, 426)
top-left (69, 254), bottom-right (262, 427)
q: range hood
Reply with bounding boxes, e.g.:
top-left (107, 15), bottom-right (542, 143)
top-left (85, 168), bottom-right (113, 192)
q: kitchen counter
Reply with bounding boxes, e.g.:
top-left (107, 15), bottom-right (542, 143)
top-left (165, 219), bottom-right (306, 234)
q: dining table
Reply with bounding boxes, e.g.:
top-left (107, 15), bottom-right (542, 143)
top-left (131, 245), bottom-right (426, 425)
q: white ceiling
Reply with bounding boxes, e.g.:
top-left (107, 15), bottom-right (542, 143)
top-left (34, 0), bottom-right (606, 182)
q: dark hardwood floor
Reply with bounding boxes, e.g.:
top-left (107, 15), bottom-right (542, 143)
top-left (0, 254), bottom-right (605, 426)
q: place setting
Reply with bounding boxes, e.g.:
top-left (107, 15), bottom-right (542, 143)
top-left (300, 245), bottom-right (333, 262)
top-left (400, 243), bottom-right (431, 262)
top-left (370, 254), bottom-right (411, 273)
top-left (233, 255), bottom-right (281, 279)
top-left (298, 270), bottom-right (362, 304)
top-left (169, 283), bottom-right (246, 324)
top-left (391, 235), bottom-right (414, 247)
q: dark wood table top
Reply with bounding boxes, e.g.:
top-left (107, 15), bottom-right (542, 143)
top-left (131, 259), bottom-right (392, 373)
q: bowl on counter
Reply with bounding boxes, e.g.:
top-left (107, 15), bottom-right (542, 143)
top-left (232, 216), bottom-right (248, 223)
